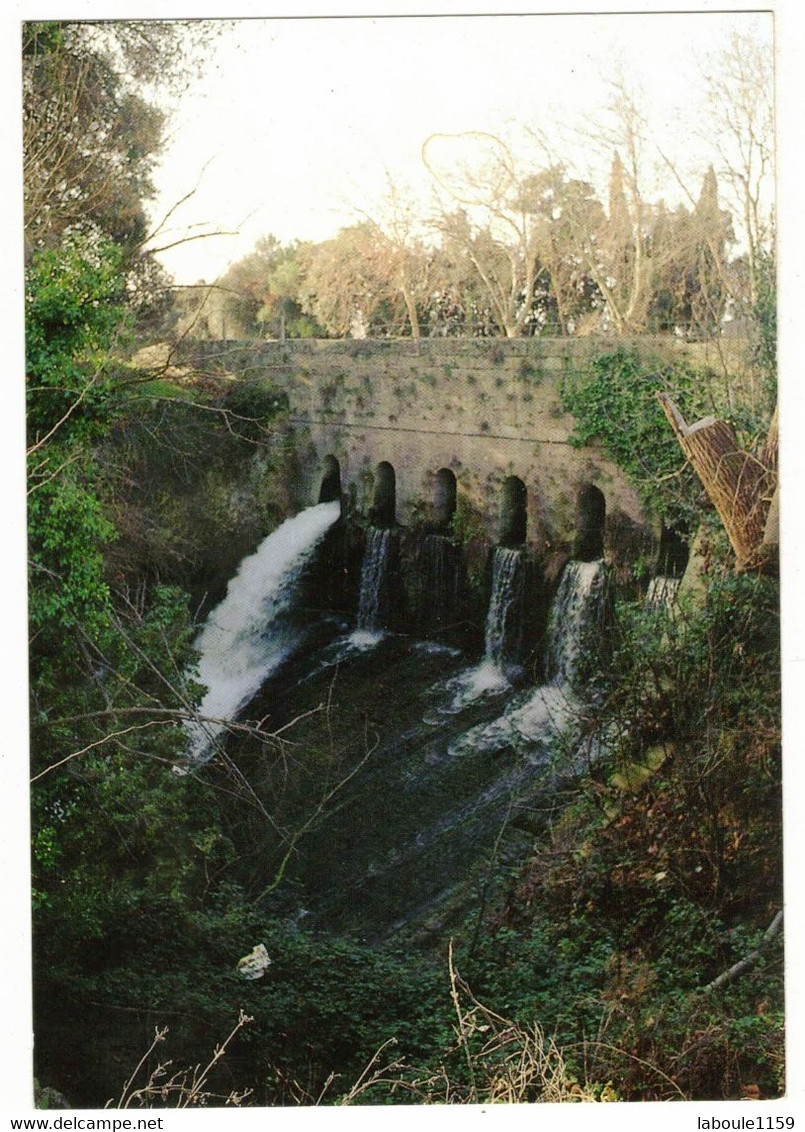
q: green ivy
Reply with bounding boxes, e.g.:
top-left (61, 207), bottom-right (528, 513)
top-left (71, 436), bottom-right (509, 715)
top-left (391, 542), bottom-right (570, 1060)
top-left (559, 348), bottom-right (713, 528)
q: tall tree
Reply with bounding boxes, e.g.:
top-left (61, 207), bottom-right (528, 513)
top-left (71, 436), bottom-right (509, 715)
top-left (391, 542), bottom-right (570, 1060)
top-left (25, 22), bottom-right (212, 1015)
top-left (296, 223), bottom-right (401, 338)
top-left (575, 74), bottom-right (655, 333)
top-left (601, 148), bottom-right (651, 332)
top-left (354, 177), bottom-right (437, 338)
top-left (215, 236), bottom-right (321, 339)
top-left (688, 166), bottom-right (734, 334)
top-left (700, 30), bottom-right (774, 306)
top-left (519, 166), bottom-right (604, 334)
top-left (23, 22), bottom-right (168, 254)
top-left (569, 77), bottom-right (677, 334)
top-left (22, 20), bottom-right (217, 335)
top-left (423, 132), bottom-right (546, 337)
top-left (420, 238), bottom-right (498, 337)
top-left (648, 169), bottom-right (734, 337)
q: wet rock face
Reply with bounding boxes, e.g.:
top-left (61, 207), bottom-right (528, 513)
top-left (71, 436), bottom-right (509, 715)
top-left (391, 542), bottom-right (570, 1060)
top-left (416, 533), bottom-right (462, 637)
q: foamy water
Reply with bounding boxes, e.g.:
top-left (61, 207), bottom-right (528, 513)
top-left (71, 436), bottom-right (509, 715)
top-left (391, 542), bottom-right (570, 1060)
top-left (186, 501), bottom-right (340, 759)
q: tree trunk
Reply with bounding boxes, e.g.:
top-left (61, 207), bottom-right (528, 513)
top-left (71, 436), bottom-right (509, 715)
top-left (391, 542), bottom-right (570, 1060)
top-left (401, 283), bottom-right (421, 338)
top-left (656, 393), bottom-right (777, 572)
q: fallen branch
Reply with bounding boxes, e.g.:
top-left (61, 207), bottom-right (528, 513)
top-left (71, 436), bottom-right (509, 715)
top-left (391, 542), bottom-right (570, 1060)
top-left (32, 703), bottom-right (327, 782)
top-left (699, 910), bottom-right (783, 995)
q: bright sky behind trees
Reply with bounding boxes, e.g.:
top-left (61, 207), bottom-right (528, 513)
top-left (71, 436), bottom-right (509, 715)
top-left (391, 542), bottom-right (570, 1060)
top-left (146, 10), bottom-right (773, 284)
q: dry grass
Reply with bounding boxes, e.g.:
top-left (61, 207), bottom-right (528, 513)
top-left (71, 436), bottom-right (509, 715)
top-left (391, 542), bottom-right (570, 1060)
top-left (110, 1011), bottom-right (253, 1108)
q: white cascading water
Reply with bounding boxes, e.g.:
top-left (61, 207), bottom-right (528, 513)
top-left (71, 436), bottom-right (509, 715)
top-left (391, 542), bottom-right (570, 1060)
top-left (444, 545), bottom-right (525, 711)
top-left (544, 559), bottom-right (609, 685)
top-left (484, 546), bottom-right (525, 668)
top-left (350, 526), bottom-right (393, 647)
top-left (186, 500), bottom-right (340, 760)
top-left (451, 558), bottom-right (609, 753)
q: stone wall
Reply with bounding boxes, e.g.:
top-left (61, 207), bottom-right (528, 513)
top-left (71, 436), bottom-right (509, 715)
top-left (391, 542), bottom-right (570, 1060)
top-left (174, 336), bottom-right (748, 562)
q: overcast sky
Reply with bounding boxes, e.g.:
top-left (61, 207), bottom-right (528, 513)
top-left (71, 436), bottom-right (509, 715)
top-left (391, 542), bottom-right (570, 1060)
top-left (146, 10), bottom-right (773, 284)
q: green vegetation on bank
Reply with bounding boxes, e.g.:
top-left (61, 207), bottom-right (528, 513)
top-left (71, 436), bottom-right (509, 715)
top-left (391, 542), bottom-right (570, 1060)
top-left (454, 552), bottom-right (782, 1101)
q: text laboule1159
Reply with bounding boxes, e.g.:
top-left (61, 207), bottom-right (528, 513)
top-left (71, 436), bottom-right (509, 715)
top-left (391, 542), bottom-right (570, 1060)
top-left (697, 1120), bottom-right (795, 1130)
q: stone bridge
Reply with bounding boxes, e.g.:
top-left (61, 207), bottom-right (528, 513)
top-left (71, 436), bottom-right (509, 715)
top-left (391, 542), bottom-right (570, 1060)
top-left (175, 336), bottom-right (738, 565)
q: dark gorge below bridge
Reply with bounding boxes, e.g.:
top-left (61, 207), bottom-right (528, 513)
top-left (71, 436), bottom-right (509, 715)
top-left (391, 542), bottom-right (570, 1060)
top-left (188, 499), bottom-right (614, 945)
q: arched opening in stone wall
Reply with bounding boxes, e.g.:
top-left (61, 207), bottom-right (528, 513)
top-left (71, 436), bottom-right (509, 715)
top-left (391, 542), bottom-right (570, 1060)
top-left (318, 455), bottom-right (342, 504)
top-left (657, 523), bottom-right (690, 578)
top-left (574, 484), bottom-right (606, 560)
top-left (371, 461), bottom-right (397, 527)
top-left (434, 468), bottom-right (457, 529)
top-left (500, 476), bottom-right (527, 546)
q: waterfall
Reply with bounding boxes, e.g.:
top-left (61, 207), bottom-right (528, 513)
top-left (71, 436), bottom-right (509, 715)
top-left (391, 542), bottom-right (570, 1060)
top-left (443, 545), bottom-right (525, 711)
top-left (186, 500), bottom-right (340, 759)
top-left (353, 526), bottom-right (394, 641)
top-left (357, 527), bottom-right (392, 630)
top-left (484, 546), bottom-right (526, 668)
top-left (302, 557), bottom-right (610, 931)
top-left (544, 559), bottom-right (609, 687)
top-left (451, 558), bottom-right (609, 754)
